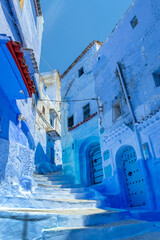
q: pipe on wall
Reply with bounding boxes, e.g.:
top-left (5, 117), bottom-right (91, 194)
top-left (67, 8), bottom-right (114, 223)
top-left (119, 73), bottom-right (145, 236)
top-left (116, 62), bottom-right (156, 209)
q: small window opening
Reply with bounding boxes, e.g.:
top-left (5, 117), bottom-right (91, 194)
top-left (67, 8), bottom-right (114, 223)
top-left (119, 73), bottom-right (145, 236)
top-left (153, 70), bottom-right (160, 87)
top-left (50, 119), bottom-right (54, 127)
top-left (130, 16), bottom-right (138, 29)
top-left (42, 106), bottom-right (45, 115)
top-left (113, 102), bottom-right (121, 121)
top-left (83, 103), bottom-right (90, 120)
top-left (68, 115), bottom-right (74, 128)
top-left (78, 67), bottom-right (84, 77)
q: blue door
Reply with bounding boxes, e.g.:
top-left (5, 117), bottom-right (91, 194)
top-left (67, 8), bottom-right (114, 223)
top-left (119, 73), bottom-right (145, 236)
top-left (89, 144), bottom-right (103, 185)
top-left (121, 146), bottom-right (146, 207)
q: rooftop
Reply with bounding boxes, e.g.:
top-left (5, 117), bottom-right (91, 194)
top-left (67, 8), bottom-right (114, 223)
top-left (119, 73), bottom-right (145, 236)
top-left (61, 40), bottom-right (102, 79)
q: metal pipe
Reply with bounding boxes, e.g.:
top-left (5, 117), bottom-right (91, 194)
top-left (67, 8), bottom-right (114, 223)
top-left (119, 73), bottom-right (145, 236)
top-left (116, 62), bottom-right (144, 159)
top-left (117, 62), bottom-right (156, 209)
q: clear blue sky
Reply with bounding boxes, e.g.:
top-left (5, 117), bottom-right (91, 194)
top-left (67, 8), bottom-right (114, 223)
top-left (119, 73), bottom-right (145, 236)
top-left (40, 0), bottom-right (133, 75)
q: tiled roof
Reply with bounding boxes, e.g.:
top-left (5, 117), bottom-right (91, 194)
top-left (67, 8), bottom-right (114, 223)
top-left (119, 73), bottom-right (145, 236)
top-left (33, 0), bottom-right (42, 16)
top-left (61, 41), bottom-right (102, 79)
top-left (68, 112), bottom-right (98, 131)
top-left (6, 41), bottom-right (36, 97)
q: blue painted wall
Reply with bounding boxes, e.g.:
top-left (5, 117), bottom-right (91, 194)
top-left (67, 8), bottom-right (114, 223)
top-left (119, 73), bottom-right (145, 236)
top-left (92, 0), bottom-right (160, 209)
top-left (0, 0), bottom-right (43, 194)
top-left (61, 43), bottom-right (102, 185)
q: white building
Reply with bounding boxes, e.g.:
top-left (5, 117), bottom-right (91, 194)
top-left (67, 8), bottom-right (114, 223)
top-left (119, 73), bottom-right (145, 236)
top-left (35, 71), bottom-right (62, 174)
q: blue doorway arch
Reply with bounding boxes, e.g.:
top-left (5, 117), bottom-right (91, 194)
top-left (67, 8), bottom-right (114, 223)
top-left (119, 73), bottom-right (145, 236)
top-left (79, 137), bottom-right (103, 186)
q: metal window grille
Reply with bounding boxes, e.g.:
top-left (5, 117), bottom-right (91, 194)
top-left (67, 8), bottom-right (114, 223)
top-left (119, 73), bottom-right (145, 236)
top-left (83, 103), bottom-right (90, 120)
top-left (113, 102), bottom-right (121, 121)
top-left (130, 16), bottom-right (138, 29)
top-left (68, 115), bottom-right (74, 128)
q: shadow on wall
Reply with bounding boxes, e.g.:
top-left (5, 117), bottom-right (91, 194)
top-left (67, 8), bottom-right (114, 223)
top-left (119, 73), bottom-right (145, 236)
top-left (0, 81), bottom-right (37, 191)
top-left (0, 87), bottom-right (14, 183)
top-left (35, 142), bottom-right (62, 174)
top-left (21, 121), bottom-right (35, 150)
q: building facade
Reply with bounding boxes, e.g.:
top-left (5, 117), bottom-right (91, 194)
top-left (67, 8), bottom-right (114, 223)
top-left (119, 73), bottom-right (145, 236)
top-left (0, 0), bottom-right (43, 194)
top-left (35, 71), bottom-right (62, 174)
top-left (92, 0), bottom-right (160, 209)
top-left (61, 41), bottom-right (103, 185)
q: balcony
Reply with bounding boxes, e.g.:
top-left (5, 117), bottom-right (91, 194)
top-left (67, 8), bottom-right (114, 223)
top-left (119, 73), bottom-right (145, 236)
top-left (37, 109), bottom-right (61, 140)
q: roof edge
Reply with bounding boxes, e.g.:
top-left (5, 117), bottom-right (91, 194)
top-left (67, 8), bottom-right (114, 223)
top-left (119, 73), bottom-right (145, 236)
top-left (61, 40), bottom-right (102, 79)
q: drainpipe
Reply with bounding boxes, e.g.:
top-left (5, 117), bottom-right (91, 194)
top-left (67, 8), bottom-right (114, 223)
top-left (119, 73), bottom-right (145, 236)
top-left (116, 62), bottom-right (144, 159)
top-left (116, 62), bottom-right (155, 209)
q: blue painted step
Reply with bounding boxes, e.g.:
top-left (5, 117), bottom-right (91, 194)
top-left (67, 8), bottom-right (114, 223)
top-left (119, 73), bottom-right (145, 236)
top-left (42, 220), bottom-right (156, 240)
top-left (0, 196), bottom-right (106, 209)
top-left (0, 208), bottom-right (130, 240)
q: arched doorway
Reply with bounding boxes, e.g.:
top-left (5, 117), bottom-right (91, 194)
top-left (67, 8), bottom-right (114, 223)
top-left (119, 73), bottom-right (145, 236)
top-left (121, 146), bottom-right (145, 207)
top-left (88, 143), bottom-right (103, 185)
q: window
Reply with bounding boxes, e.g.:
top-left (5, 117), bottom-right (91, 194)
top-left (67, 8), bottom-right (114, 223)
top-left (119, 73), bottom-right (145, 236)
top-left (50, 114), bottom-right (54, 127)
top-left (19, 0), bottom-right (24, 10)
top-left (68, 115), bottom-right (74, 128)
top-left (130, 16), bottom-right (138, 29)
top-left (50, 119), bottom-right (53, 127)
top-left (42, 106), bottom-right (45, 115)
top-left (78, 67), bottom-right (84, 77)
top-left (83, 103), bottom-right (90, 120)
top-left (112, 102), bottom-right (122, 121)
top-left (153, 70), bottom-right (160, 87)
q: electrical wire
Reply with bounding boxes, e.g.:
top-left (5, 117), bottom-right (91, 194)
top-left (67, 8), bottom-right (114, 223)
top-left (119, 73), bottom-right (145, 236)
top-left (38, 98), bottom-right (98, 103)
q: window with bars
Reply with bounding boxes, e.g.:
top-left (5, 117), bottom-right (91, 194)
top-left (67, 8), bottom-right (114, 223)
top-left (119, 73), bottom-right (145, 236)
top-left (83, 103), bottom-right (90, 120)
top-left (68, 115), bottom-right (74, 128)
top-left (112, 101), bottom-right (122, 121)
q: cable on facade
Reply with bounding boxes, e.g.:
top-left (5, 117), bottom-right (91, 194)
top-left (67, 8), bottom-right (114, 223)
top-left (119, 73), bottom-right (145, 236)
top-left (38, 98), bottom-right (98, 103)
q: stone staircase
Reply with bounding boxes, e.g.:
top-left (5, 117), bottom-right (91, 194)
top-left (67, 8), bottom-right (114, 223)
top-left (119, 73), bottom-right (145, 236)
top-left (0, 171), bottom-right (159, 239)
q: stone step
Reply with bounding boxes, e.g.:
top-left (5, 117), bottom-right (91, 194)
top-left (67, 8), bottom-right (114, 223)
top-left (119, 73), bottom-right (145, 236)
top-left (122, 232), bottom-right (160, 240)
top-left (32, 190), bottom-right (98, 200)
top-left (36, 184), bottom-right (87, 193)
top-left (33, 171), bottom-right (63, 178)
top-left (35, 180), bottom-right (71, 186)
top-left (0, 196), bottom-right (106, 209)
top-left (129, 210), bottom-right (160, 221)
top-left (34, 175), bottom-right (70, 182)
top-left (42, 220), bottom-right (155, 240)
top-left (0, 208), bottom-right (130, 227)
top-left (0, 208), bottom-right (130, 240)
